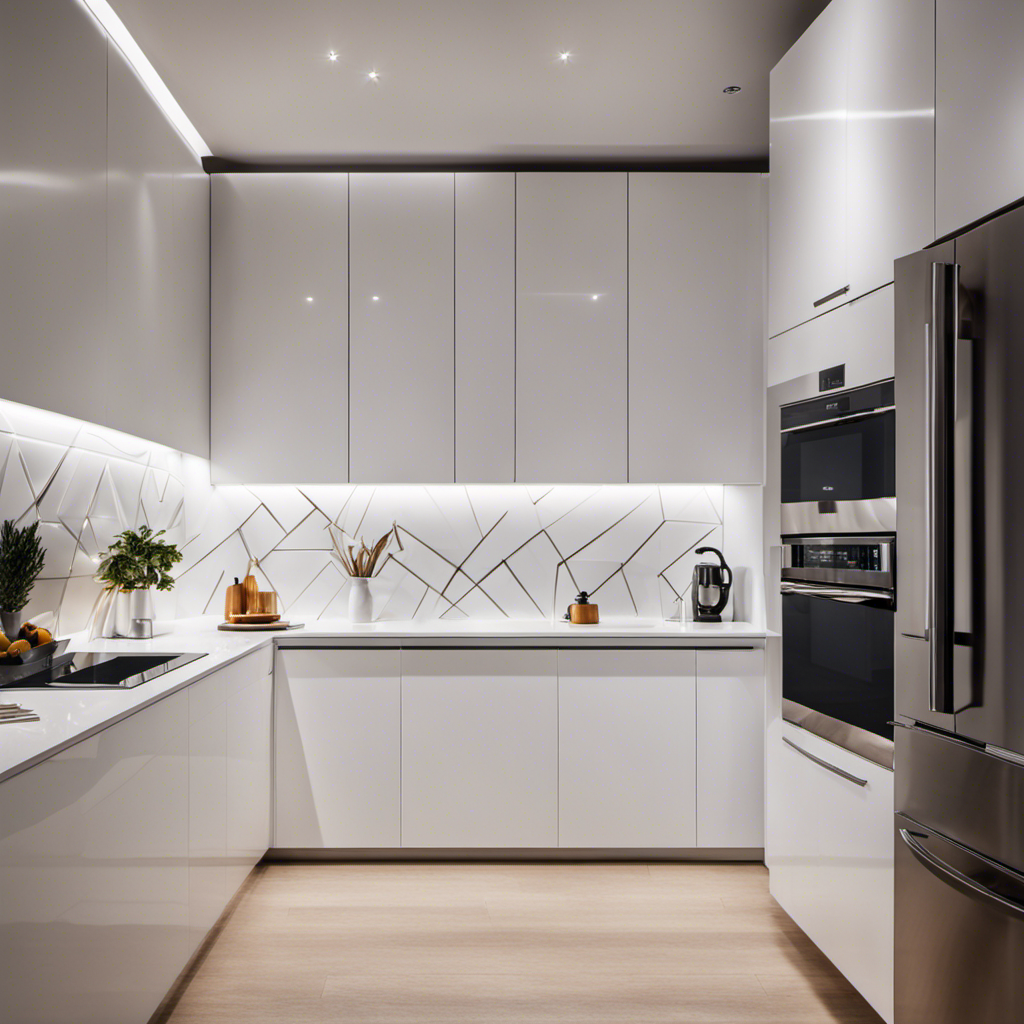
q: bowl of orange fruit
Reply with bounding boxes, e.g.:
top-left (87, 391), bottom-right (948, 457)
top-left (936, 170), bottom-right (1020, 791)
top-left (0, 623), bottom-right (68, 665)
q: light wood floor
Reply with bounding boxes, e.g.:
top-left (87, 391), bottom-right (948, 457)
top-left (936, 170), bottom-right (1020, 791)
top-left (159, 862), bottom-right (883, 1024)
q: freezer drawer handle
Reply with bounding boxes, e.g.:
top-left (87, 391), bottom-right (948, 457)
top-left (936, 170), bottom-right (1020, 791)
top-left (899, 828), bottom-right (1024, 923)
top-left (782, 736), bottom-right (868, 786)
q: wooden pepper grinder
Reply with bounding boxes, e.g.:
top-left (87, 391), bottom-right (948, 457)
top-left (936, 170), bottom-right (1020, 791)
top-left (224, 577), bottom-right (244, 620)
top-left (565, 591), bottom-right (599, 624)
top-left (242, 558), bottom-right (260, 614)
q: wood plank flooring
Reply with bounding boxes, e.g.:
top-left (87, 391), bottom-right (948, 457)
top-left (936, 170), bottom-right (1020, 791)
top-left (158, 862), bottom-right (883, 1024)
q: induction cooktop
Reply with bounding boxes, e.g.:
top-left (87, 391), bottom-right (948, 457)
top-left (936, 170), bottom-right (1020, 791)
top-left (0, 652), bottom-right (206, 689)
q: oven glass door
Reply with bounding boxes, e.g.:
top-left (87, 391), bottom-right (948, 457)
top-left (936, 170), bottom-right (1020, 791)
top-left (782, 590), bottom-right (894, 741)
top-left (781, 409), bottom-right (895, 505)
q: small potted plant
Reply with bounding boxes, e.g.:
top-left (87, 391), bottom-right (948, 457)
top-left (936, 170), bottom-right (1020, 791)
top-left (0, 520), bottom-right (46, 638)
top-left (94, 525), bottom-right (182, 637)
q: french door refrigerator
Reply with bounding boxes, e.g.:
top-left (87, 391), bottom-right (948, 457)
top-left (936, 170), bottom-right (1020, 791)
top-left (894, 205), bottom-right (1024, 1023)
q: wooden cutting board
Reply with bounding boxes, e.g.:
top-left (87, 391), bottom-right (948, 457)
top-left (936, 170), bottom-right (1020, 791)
top-left (218, 621), bottom-right (303, 632)
top-left (228, 613), bottom-right (280, 624)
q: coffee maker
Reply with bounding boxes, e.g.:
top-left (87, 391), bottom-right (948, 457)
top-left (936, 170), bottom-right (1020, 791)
top-left (690, 546), bottom-right (732, 622)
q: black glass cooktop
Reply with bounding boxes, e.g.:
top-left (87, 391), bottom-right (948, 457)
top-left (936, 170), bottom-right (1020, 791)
top-left (1, 652), bottom-right (206, 689)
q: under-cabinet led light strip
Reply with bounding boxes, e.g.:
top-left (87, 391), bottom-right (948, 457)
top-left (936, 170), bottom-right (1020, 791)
top-left (80, 0), bottom-right (211, 159)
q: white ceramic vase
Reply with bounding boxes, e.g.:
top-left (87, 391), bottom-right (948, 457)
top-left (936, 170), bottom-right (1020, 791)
top-left (348, 578), bottom-right (373, 623)
top-left (114, 588), bottom-right (155, 638)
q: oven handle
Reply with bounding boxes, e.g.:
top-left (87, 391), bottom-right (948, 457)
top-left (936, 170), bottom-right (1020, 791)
top-left (779, 405), bottom-right (894, 434)
top-left (780, 581), bottom-right (894, 604)
top-left (899, 828), bottom-right (1024, 923)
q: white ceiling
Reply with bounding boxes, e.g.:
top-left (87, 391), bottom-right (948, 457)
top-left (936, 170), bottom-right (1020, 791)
top-left (109, 0), bottom-right (828, 163)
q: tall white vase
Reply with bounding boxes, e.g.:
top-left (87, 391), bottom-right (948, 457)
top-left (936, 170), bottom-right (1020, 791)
top-left (114, 589), bottom-right (155, 637)
top-left (348, 578), bottom-right (373, 623)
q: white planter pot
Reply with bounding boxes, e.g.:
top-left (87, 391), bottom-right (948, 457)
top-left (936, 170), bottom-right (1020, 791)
top-left (348, 578), bottom-right (373, 623)
top-left (114, 589), bottom-right (155, 638)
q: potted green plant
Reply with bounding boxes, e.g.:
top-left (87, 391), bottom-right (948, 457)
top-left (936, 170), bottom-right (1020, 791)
top-left (94, 525), bottom-right (182, 637)
top-left (0, 520), bottom-right (46, 639)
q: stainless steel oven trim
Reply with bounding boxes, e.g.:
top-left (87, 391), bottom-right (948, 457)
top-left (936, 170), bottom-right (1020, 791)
top-left (781, 497), bottom-right (896, 536)
top-left (782, 535), bottom-right (895, 591)
top-left (783, 698), bottom-right (895, 769)
top-left (780, 404), bottom-right (895, 433)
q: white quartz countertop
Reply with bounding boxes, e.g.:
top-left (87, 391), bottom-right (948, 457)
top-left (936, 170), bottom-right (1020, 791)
top-left (0, 616), bottom-right (771, 784)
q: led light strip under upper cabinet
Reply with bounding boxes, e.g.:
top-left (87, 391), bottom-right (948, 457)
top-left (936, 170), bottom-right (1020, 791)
top-left (79, 0), bottom-right (211, 160)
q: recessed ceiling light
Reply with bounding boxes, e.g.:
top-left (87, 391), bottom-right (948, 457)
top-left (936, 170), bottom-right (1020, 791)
top-left (327, 51), bottom-right (339, 62)
top-left (558, 51), bottom-right (572, 63)
top-left (591, 294), bottom-right (600, 301)
top-left (723, 85), bottom-right (741, 94)
top-left (367, 70), bottom-right (380, 81)
top-left (371, 295), bottom-right (380, 301)
top-left (305, 296), bottom-right (314, 302)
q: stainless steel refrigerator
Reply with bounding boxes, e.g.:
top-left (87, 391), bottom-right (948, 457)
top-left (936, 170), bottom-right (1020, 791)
top-left (894, 205), bottom-right (1024, 1023)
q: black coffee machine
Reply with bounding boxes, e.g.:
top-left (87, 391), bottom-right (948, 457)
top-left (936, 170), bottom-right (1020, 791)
top-left (690, 546), bottom-right (732, 622)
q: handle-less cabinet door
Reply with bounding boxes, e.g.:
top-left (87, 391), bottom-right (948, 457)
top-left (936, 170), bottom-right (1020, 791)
top-left (629, 173), bottom-right (765, 483)
top-left (107, 41), bottom-right (210, 458)
top-left (558, 649), bottom-right (697, 848)
top-left (516, 173), bottom-right (627, 482)
top-left (936, 0), bottom-right (1024, 239)
top-left (768, 0), bottom-right (849, 337)
top-left (695, 649), bottom-right (765, 848)
top-left (401, 649), bottom-right (558, 847)
top-left (349, 173), bottom-right (455, 482)
top-left (274, 649), bottom-right (401, 848)
top-left (211, 173), bottom-right (348, 483)
top-left (845, 0), bottom-right (934, 300)
top-left (455, 173), bottom-right (515, 482)
top-left (0, 690), bottom-right (189, 1024)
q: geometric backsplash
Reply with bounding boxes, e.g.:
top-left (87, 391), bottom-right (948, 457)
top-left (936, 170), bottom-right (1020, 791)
top-left (0, 398), bottom-right (750, 632)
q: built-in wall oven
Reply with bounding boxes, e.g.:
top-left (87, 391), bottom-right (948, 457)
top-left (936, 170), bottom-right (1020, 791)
top-left (781, 535), bottom-right (895, 767)
top-left (780, 379), bottom-right (897, 769)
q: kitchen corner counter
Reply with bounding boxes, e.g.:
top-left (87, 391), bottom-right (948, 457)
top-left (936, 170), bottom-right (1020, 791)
top-left (0, 616), bottom-right (770, 784)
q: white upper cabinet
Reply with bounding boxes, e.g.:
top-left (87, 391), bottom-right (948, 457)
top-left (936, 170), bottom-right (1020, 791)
top-left (211, 173), bottom-right (348, 484)
top-left (349, 173), bottom-right (455, 483)
top-left (107, 42), bottom-right (210, 458)
top-left (455, 173), bottom-right (516, 482)
top-left (769, 0), bottom-right (849, 338)
top-left (846, 0), bottom-right (934, 297)
top-left (935, 0), bottom-right (1024, 238)
top-left (516, 173), bottom-right (628, 483)
top-left (629, 173), bottom-right (765, 484)
top-left (769, 0), bottom-right (935, 339)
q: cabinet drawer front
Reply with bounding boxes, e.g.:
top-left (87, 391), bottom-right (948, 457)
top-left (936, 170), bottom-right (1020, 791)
top-left (274, 649), bottom-right (401, 848)
top-left (401, 649), bottom-right (558, 848)
top-left (558, 649), bottom-right (696, 848)
top-left (769, 721), bottom-right (893, 1020)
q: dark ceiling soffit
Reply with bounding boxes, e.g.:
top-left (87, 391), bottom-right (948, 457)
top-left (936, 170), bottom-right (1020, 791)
top-left (202, 156), bottom-right (769, 174)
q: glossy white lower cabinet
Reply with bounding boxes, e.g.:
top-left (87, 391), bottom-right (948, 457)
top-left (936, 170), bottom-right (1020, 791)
top-left (558, 649), bottom-right (697, 848)
top-left (695, 649), bottom-right (765, 848)
top-left (0, 690), bottom-right (190, 1024)
top-left (401, 649), bottom-right (558, 847)
top-left (188, 671), bottom-right (228, 954)
top-left (225, 671), bottom-right (272, 899)
top-left (768, 720), bottom-right (893, 1024)
top-left (274, 649), bottom-right (402, 847)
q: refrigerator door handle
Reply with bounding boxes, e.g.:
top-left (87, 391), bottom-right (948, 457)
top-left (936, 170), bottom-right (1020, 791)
top-left (928, 263), bottom-right (959, 714)
top-left (899, 828), bottom-right (1024, 923)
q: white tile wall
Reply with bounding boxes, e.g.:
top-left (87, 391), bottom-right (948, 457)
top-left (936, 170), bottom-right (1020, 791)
top-left (0, 398), bottom-right (763, 630)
